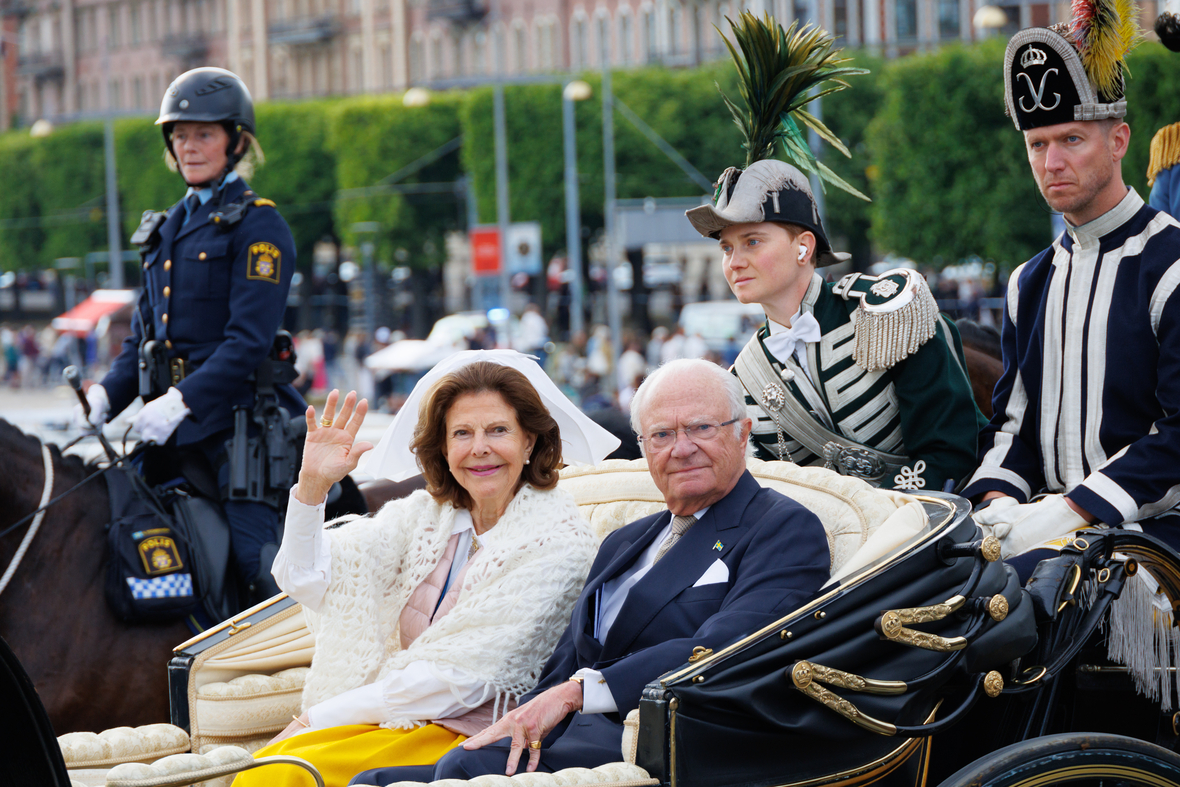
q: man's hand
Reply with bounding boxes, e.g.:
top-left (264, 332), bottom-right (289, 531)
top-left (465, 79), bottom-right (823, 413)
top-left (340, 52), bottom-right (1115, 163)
top-left (461, 679), bottom-right (584, 775)
top-left (975, 494), bottom-right (1093, 559)
top-left (132, 387), bottom-right (190, 444)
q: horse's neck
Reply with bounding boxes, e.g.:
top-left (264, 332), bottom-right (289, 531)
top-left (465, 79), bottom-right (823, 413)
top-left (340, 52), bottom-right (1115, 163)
top-left (0, 433), bottom-right (106, 570)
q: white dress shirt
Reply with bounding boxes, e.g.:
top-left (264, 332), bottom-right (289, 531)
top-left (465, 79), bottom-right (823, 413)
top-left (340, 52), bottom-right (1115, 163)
top-left (576, 507), bottom-right (709, 714)
top-left (272, 488), bottom-right (493, 731)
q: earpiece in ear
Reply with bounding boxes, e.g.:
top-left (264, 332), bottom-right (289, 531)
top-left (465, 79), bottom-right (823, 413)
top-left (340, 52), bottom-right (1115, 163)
top-left (798, 246), bottom-right (808, 260)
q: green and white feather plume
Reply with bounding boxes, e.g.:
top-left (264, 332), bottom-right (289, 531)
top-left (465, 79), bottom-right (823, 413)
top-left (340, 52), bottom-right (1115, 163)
top-left (718, 12), bottom-right (869, 200)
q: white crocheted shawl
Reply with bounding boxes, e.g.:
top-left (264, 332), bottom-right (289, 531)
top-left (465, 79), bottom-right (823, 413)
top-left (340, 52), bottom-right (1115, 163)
top-left (300, 484), bottom-right (597, 728)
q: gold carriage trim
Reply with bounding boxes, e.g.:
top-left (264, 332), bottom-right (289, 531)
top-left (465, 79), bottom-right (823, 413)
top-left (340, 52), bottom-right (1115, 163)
top-left (790, 661), bottom-right (898, 736)
top-left (790, 660), bottom-right (908, 696)
top-left (876, 595), bottom-right (968, 653)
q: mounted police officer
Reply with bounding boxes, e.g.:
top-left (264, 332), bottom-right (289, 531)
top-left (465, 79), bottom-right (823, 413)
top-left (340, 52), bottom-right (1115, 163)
top-left (74, 67), bottom-right (304, 607)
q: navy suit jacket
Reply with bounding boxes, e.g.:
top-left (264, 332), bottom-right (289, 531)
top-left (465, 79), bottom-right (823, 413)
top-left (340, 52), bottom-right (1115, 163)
top-left (103, 177), bottom-right (303, 445)
top-left (526, 470), bottom-right (830, 719)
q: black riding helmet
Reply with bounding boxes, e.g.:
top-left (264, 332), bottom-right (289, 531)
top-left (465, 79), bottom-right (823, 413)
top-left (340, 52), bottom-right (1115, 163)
top-left (157, 67), bottom-right (256, 186)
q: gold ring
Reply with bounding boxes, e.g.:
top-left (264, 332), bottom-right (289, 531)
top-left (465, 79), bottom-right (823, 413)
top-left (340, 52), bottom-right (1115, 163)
top-left (320, 418), bottom-right (333, 428)
top-left (529, 741), bottom-right (542, 750)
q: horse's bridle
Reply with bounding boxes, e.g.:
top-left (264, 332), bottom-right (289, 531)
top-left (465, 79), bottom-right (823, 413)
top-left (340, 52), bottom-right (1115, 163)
top-left (0, 443), bottom-right (54, 596)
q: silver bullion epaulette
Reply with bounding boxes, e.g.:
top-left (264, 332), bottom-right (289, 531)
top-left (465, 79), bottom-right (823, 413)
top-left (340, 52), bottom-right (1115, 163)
top-left (832, 268), bottom-right (939, 371)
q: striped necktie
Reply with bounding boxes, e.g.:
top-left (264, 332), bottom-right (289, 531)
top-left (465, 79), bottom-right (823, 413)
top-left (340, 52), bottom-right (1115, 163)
top-left (653, 515), bottom-right (696, 563)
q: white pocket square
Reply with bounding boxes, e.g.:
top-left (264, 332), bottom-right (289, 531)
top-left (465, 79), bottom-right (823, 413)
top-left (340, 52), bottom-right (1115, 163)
top-left (692, 559), bottom-right (730, 587)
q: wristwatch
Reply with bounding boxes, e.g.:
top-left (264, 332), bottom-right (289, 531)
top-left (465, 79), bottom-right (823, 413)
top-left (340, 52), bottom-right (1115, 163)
top-left (568, 675), bottom-right (584, 686)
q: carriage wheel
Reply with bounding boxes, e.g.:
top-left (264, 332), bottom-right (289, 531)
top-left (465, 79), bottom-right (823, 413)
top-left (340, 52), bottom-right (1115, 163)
top-left (935, 732), bottom-right (1180, 787)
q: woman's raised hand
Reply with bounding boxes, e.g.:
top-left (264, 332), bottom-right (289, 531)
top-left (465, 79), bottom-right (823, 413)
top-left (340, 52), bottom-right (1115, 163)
top-left (295, 389), bottom-right (374, 506)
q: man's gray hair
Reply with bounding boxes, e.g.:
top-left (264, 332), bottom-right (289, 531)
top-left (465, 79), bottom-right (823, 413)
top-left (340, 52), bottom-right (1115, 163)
top-left (630, 358), bottom-right (747, 438)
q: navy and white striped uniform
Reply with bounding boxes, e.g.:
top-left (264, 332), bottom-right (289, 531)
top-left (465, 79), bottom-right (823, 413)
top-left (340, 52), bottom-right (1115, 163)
top-left (963, 190), bottom-right (1180, 548)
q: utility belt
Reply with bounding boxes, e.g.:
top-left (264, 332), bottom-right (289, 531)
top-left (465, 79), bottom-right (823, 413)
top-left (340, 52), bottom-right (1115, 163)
top-left (137, 342), bottom-right (208, 400)
top-left (137, 341), bottom-right (297, 401)
top-left (138, 332), bottom-right (300, 509)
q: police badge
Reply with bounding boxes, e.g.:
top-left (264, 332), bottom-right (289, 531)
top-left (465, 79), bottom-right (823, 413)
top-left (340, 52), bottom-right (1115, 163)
top-left (247, 241), bottom-right (281, 283)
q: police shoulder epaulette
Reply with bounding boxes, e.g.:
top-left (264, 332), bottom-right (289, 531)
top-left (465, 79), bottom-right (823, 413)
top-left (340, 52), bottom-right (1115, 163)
top-left (210, 194), bottom-right (276, 232)
top-left (1148, 122), bottom-right (1180, 187)
top-left (832, 268), bottom-right (939, 371)
top-left (129, 209), bottom-right (167, 246)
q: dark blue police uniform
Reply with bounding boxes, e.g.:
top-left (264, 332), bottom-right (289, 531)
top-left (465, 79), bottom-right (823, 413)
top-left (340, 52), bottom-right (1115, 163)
top-left (102, 174), bottom-right (304, 585)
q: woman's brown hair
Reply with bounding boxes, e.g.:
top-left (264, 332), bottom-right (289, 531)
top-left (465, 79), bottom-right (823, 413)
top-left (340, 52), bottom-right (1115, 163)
top-left (410, 361), bottom-right (562, 509)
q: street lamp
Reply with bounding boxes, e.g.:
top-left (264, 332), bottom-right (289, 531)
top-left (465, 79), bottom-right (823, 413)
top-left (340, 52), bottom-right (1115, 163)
top-left (352, 222), bottom-right (381, 339)
top-left (562, 79), bottom-right (591, 338)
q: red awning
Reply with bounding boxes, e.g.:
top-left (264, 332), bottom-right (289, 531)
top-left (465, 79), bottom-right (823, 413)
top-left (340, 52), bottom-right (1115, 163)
top-left (52, 289), bottom-right (136, 336)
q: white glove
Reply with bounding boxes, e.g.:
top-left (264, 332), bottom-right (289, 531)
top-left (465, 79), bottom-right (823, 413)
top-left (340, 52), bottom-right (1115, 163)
top-left (972, 496), bottom-right (1021, 533)
top-left (132, 387), bottom-right (191, 445)
top-left (72, 384), bottom-right (110, 430)
top-left (983, 495), bottom-right (1092, 560)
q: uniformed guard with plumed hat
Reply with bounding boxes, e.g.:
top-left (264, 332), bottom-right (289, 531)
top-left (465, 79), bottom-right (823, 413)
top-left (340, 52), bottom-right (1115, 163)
top-left (966, 0), bottom-right (1180, 563)
top-left (685, 12), bottom-right (984, 492)
top-left (74, 67), bottom-right (304, 608)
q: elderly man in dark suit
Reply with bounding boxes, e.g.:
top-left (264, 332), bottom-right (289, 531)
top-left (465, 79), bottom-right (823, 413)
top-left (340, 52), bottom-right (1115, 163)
top-left (351, 358), bottom-right (830, 784)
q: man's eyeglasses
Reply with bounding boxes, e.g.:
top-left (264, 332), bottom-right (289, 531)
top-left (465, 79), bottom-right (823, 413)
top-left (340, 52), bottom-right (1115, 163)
top-left (637, 419), bottom-right (741, 450)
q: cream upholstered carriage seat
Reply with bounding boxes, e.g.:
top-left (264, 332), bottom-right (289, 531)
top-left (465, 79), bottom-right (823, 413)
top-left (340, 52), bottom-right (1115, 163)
top-left (59, 458), bottom-right (925, 787)
top-left (560, 458), bottom-right (925, 580)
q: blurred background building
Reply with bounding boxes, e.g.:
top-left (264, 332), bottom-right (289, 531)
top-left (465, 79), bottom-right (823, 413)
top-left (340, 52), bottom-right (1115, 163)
top-left (5, 0), bottom-right (1162, 131)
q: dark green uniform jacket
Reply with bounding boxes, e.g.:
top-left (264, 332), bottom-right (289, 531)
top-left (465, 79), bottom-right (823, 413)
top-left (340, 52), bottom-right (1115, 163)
top-left (738, 272), bottom-right (985, 492)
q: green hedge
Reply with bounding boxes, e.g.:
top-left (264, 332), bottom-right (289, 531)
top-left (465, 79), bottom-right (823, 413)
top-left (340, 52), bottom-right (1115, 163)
top-left (328, 92), bottom-right (464, 271)
top-left (0, 132), bottom-right (43, 269)
top-left (866, 38), bottom-right (1048, 270)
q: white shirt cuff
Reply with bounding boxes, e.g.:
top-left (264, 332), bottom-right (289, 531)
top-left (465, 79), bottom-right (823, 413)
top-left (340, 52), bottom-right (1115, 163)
top-left (307, 683), bottom-right (387, 729)
top-left (270, 488), bottom-right (333, 609)
top-left (576, 668), bottom-right (617, 715)
top-left (305, 661), bottom-right (495, 729)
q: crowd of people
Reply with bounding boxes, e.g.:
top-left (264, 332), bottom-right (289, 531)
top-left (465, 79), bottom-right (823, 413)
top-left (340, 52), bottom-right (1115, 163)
top-left (0, 324), bottom-right (105, 388)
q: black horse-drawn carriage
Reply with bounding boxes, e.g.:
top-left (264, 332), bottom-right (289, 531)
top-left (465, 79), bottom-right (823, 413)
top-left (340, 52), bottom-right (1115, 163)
top-left (7, 459), bottom-right (1180, 787)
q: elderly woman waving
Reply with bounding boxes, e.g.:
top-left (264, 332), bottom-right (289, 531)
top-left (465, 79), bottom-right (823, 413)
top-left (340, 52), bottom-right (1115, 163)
top-left (234, 351), bottom-right (618, 787)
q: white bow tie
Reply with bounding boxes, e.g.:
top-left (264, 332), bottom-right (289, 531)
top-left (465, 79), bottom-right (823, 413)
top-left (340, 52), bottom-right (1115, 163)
top-left (764, 312), bottom-right (822, 361)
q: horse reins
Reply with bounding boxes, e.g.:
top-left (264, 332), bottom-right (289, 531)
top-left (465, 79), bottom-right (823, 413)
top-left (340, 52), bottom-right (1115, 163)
top-left (0, 444), bottom-right (54, 596)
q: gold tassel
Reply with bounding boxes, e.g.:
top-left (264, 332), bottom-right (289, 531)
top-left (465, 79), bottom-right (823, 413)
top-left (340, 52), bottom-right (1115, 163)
top-left (1147, 122), bottom-right (1180, 186)
top-left (851, 279), bottom-right (938, 372)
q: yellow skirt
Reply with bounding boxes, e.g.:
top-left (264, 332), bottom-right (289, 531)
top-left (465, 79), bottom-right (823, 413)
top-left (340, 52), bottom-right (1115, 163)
top-left (231, 723), bottom-right (466, 787)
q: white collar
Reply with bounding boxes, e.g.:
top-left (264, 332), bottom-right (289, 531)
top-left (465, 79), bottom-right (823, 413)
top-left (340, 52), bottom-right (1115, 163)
top-left (1067, 188), bottom-right (1143, 249)
top-left (184, 171), bottom-right (240, 205)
